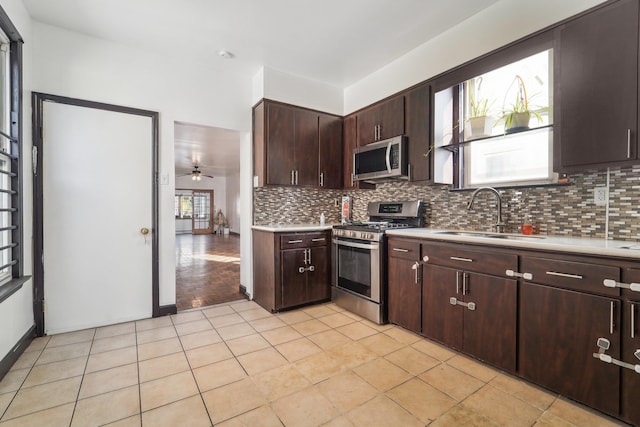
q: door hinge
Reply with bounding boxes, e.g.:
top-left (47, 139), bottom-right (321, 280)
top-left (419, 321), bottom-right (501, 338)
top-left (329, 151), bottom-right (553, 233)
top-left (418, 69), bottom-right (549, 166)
top-left (41, 300), bottom-right (45, 313)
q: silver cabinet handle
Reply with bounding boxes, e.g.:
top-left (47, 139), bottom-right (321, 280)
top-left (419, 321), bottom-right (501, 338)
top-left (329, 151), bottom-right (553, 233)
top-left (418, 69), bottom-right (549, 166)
top-left (311, 238), bottom-right (326, 242)
top-left (319, 172), bottom-right (324, 187)
top-left (546, 271), bottom-right (583, 280)
top-left (455, 271), bottom-right (460, 295)
top-left (628, 129), bottom-right (632, 159)
top-left (422, 255), bottom-right (429, 262)
top-left (307, 248), bottom-right (312, 265)
top-left (463, 272), bottom-right (469, 295)
top-left (506, 269), bottom-right (533, 280)
top-left (385, 141), bottom-right (392, 174)
top-left (408, 163), bottom-right (412, 181)
top-left (295, 170), bottom-right (298, 185)
top-left (450, 256), bottom-right (473, 263)
top-left (411, 261), bottom-right (420, 284)
top-left (610, 301), bottom-right (615, 335)
top-left (287, 240), bottom-right (303, 244)
top-left (351, 173), bottom-right (354, 187)
top-left (603, 279), bottom-right (640, 292)
top-left (392, 248), bottom-right (409, 253)
top-left (303, 248), bottom-right (308, 265)
top-left (632, 303), bottom-right (636, 339)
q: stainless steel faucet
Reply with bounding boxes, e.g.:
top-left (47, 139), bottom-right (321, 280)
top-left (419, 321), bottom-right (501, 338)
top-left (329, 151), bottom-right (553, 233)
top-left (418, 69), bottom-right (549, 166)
top-left (467, 187), bottom-right (505, 233)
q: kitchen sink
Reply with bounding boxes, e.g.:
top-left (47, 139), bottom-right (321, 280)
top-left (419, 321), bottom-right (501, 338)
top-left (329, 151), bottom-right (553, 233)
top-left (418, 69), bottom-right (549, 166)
top-left (435, 230), bottom-right (546, 240)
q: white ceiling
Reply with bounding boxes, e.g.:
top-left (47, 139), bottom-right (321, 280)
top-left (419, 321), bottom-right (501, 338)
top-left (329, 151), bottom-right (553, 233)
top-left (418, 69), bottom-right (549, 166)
top-left (22, 0), bottom-right (500, 177)
top-left (174, 122), bottom-right (240, 177)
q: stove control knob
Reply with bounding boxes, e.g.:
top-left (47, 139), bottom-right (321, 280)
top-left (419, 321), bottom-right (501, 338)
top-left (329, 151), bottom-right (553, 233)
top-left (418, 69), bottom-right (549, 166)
top-left (350, 231), bottom-right (356, 238)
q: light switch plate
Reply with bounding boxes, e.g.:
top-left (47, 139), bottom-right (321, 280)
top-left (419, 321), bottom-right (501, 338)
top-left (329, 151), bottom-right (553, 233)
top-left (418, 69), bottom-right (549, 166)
top-left (594, 186), bottom-right (608, 206)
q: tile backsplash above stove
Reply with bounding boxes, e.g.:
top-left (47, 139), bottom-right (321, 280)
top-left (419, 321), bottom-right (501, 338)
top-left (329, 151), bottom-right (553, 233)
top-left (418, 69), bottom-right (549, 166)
top-left (253, 165), bottom-right (640, 242)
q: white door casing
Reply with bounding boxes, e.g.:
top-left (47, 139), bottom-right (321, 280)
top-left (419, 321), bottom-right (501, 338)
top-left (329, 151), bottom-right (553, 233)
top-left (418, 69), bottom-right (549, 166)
top-left (42, 101), bottom-right (154, 334)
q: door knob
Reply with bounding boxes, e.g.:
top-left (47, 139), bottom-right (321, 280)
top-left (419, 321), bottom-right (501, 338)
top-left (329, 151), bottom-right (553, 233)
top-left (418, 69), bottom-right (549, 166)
top-left (140, 228), bottom-right (149, 235)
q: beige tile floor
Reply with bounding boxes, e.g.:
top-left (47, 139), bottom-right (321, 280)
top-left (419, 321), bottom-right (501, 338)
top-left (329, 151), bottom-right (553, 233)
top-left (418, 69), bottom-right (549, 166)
top-left (0, 300), bottom-right (628, 426)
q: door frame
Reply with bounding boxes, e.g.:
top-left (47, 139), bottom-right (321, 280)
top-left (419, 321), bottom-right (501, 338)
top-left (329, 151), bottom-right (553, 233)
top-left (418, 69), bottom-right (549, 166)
top-left (32, 92), bottom-right (160, 336)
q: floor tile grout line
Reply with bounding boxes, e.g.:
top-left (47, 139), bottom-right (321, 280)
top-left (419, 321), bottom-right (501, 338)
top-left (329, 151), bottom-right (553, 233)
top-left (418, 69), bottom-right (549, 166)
top-left (134, 318), bottom-right (144, 427)
top-left (68, 327), bottom-right (97, 427)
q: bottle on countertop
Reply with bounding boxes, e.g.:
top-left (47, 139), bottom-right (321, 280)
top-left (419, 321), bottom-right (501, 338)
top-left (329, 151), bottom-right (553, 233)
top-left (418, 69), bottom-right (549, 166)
top-left (320, 212), bottom-right (325, 226)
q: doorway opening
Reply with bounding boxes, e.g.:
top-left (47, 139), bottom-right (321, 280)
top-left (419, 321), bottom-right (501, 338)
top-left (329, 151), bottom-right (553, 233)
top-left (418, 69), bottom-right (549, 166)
top-left (174, 122), bottom-right (246, 311)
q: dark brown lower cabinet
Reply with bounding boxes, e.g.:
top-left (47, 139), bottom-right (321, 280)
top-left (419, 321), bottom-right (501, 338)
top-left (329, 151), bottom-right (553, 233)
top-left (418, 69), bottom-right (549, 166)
top-left (621, 268), bottom-right (640, 426)
top-left (387, 255), bottom-right (422, 333)
top-left (422, 264), bottom-right (517, 372)
top-left (519, 282), bottom-right (620, 417)
top-left (281, 245), bottom-right (329, 308)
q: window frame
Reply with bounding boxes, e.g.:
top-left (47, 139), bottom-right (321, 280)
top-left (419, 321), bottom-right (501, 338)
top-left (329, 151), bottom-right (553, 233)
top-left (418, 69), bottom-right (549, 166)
top-left (0, 5), bottom-right (26, 304)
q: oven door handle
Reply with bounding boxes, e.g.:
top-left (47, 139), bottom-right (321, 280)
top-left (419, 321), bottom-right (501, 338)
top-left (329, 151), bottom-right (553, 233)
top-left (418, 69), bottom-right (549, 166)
top-left (333, 239), bottom-right (379, 251)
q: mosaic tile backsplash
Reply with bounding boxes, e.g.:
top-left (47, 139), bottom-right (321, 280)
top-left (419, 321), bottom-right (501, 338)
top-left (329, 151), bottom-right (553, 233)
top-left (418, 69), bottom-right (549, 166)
top-left (253, 165), bottom-right (640, 242)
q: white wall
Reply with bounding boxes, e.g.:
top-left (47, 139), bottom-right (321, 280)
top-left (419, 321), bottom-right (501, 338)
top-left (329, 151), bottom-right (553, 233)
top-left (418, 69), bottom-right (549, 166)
top-left (226, 172), bottom-right (241, 234)
top-left (31, 22), bottom-right (253, 307)
top-left (0, 0), bottom-right (34, 362)
top-left (343, 0), bottom-right (606, 113)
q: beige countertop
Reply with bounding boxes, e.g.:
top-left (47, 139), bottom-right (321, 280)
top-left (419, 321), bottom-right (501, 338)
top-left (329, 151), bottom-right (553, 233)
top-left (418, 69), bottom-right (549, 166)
top-left (386, 228), bottom-right (640, 260)
top-left (252, 223), bottom-right (334, 233)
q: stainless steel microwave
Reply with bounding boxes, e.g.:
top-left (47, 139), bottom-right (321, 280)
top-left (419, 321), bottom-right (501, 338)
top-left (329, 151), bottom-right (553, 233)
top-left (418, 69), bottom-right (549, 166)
top-left (353, 135), bottom-right (408, 182)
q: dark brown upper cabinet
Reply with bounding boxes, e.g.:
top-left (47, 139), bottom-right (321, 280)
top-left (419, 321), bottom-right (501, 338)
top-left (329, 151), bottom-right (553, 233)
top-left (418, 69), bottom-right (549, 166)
top-left (253, 100), bottom-right (342, 188)
top-left (342, 113), bottom-right (374, 190)
top-left (555, 0), bottom-right (639, 171)
top-left (404, 83), bottom-right (431, 183)
top-left (356, 95), bottom-right (404, 146)
top-left (318, 113), bottom-right (343, 189)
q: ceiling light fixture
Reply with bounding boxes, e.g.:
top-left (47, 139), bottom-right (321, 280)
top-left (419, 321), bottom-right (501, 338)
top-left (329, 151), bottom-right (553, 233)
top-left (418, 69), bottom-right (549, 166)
top-left (218, 50), bottom-right (234, 59)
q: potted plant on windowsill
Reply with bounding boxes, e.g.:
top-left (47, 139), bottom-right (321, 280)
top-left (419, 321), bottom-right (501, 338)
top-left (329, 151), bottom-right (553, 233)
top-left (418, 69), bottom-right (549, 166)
top-left (499, 75), bottom-right (543, 134)
top-left (465, 93), bottom-right (494, 140)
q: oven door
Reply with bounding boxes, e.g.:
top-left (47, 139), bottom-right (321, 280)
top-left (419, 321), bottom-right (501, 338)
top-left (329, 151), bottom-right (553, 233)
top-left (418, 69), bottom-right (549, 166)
top-left (333, 237), bottom-right (381, 303)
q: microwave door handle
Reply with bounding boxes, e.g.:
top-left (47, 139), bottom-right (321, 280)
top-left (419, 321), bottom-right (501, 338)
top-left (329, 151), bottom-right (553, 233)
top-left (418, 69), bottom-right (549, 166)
top-left (386, 142), bottom-right (392, 173)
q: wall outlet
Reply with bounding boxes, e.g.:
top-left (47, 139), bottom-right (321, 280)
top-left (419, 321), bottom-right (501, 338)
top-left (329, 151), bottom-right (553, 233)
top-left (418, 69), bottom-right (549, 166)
top-left (594, 186), bottom-right (608, 206)
top-left (334, 198), bottom-right (341, 208)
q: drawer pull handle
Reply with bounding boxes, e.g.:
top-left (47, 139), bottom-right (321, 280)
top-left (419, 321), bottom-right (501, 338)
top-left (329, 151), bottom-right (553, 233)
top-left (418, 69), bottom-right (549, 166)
top-left (311, 238), bottom-right (326, 242)
top-left (610, 301), bottom-right (615, 335)
top-left (449, 297), bottom-right (476, 311)
top-left (603, 279), bottom-right (640, 292)
top-left (287, 240), bottom-right (303, 244)
top-left (392, 248), bottom-right (409, 253)
top-left (546, 271), bottom-right (583, 280)
top-left (632, 303), bottom-right (636, 339)
top-left (450, 256), bottom-right (473, 263)
top-left (505, 269), bottom-right (533, 280)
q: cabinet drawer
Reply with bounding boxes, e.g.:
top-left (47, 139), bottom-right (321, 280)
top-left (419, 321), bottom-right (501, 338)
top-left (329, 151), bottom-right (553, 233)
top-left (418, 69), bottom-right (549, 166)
top-left (521, 257), bottom-right (620, 297)
top-left (388, 239), bottom-right (420, 260)
top-left (280, 232), bottom-right (328, 250)
top-left (422, 242), bottom-right (517, 276)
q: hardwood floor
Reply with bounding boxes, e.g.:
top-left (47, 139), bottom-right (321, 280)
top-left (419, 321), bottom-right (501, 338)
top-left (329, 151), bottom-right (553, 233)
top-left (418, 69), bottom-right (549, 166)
top-left (175, 233), bottom-right (247, 311)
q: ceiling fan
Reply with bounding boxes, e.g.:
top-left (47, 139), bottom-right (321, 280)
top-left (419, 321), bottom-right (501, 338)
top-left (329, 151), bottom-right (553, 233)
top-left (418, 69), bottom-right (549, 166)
top-left (179, 165), bottom-right (214, 181)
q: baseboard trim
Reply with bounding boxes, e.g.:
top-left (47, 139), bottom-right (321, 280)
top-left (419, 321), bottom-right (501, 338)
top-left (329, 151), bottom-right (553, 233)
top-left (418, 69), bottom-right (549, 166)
top-left (158, 304), bottom-right (177, 316)
top-left (0, 324), bottom-right (35, 382)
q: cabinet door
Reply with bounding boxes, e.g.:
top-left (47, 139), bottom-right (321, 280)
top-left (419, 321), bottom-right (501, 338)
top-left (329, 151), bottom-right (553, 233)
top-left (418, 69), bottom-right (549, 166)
top-left (621, 269), bottom-right (640, 426)
top-left (294, 109), bottom-right (319, 187)
top-left (356, 106), bottom-right (379, 146)
top-left (266, 103), bottom-right (296, 185)
top-left (377, 95), bottom-right (405, 141)
top-left (307, 246), bottom-right (330, 303)
top-left (422, 264), bottom-right (462, 350)
top-left (281, 249), bottom-right (307, 308)
top-left (519, 283), bottom-right (620, 416)
top-left (557, 0), bottom-right (639, 169)
top-left (343, 115), bottom-right (357, 189)
top-left (405, 84), bottom-right (431, 183)
top-left (319, 113), bottom-right (343, 189)
top-left (463, 272), bottom-right (517, 372)
top-left (388, 256), bottom-right (421, 333)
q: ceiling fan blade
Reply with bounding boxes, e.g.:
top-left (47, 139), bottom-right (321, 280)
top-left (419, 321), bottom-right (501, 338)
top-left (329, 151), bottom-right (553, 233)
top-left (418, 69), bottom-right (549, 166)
top-left (203, 175), bottom-right (215, 178)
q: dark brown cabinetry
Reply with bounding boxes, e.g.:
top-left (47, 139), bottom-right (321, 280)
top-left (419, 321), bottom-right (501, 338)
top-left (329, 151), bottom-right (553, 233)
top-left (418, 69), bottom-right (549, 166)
top-left (421, 245), bottom-right (517, 372)
top-left (343, 114), bottom-right (374, 190)
top-left (621, 268), bottom-right (640, 426)
top-left (253, 100), bottom-right (342, 188)
top-left (318, 113), bottom-right (343, 189)
top-left (252, 229), bottom-right (330, 312)
top-left (556, 0), bottom-right (639, 171)
top-left (404, 83), bottom-right (432, 183)
top-left (519, 282), bottom-right (621, 417)
top-left (356, 95), bottom-right (404, 146)
top-left (387, 238), bottom-right (421, 333)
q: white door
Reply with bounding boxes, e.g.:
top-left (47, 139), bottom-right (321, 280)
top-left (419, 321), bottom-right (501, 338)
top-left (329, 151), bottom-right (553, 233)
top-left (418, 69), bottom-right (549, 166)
top-left (42, 101), bottom-right (154, 335)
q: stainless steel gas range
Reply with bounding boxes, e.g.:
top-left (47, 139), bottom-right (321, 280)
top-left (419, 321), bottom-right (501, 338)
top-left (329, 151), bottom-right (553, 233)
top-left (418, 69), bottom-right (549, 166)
top-left (332, 200), bottom-right (423, 324)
